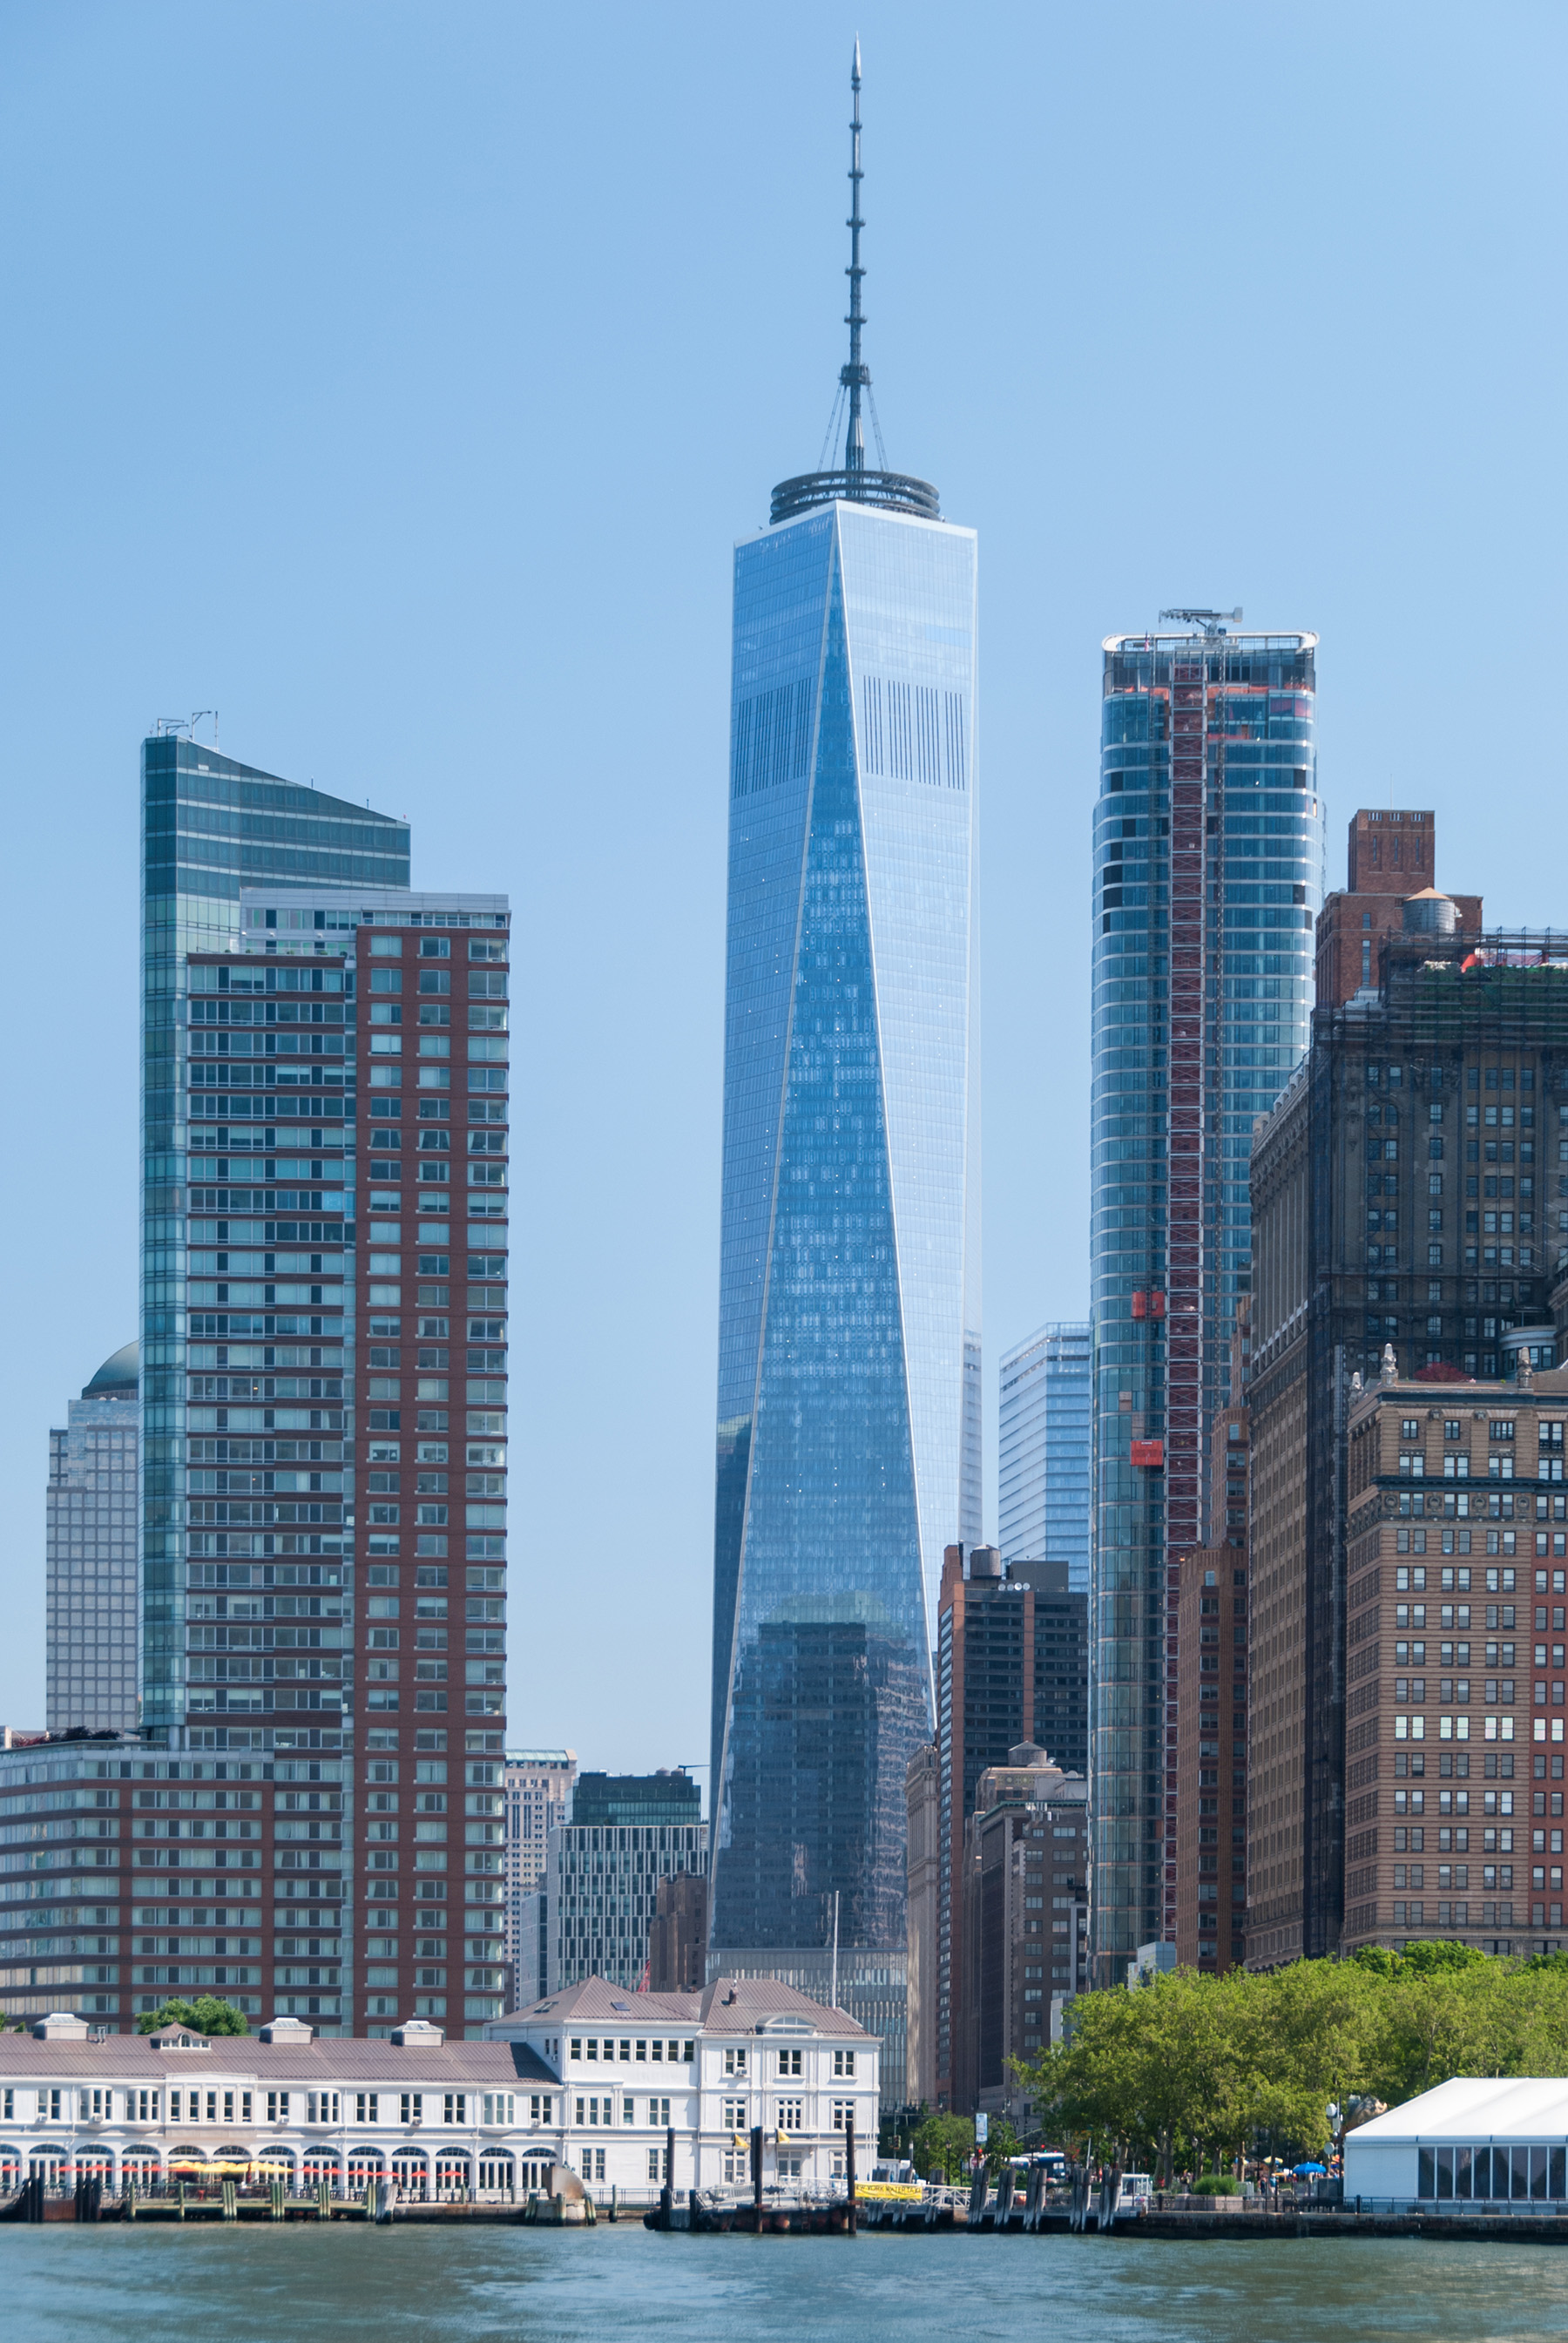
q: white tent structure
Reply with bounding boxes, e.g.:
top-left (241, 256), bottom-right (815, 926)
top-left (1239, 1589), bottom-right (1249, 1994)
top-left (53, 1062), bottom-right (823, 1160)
top-left (1345, 2078), bottom-right (1568, 2206)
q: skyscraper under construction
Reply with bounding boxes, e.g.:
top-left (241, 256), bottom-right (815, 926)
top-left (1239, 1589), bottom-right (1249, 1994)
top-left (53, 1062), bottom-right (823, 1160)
top-left (1090, 620), bottom-right (1324, 1979)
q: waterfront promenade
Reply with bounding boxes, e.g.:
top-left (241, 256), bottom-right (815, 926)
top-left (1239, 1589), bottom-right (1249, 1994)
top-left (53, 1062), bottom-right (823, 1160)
top-left (3, 2221), bottom-right (1566, 2343)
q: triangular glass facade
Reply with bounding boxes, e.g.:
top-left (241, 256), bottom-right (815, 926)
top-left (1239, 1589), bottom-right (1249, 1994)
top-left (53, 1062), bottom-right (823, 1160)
top-left (712, 502), bottom-right (978, 2072)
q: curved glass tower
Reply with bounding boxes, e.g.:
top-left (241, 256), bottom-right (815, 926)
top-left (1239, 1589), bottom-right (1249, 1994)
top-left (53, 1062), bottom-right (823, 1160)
top-left (1089, 626), bottom-right (1324, 1980)
top-left (708, 53), bottom-right (979, 2106)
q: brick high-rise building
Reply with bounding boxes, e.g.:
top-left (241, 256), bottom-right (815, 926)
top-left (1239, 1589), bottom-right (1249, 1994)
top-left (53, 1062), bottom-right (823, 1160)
top-left (179, 884), bottom-right (512, 2036)
top-left (904, 1739), bottom-right (940, 2107)
top-left (1315, 809), bottom-right (1482, 1012)
top-left (914, 1544), bottom-right (1086, 2109)
top-left (1248, 919), bottom-right (1568, 1967)
top-left (3, 748), bottom-right (509, 2037)
top-left (929, 1546), bottom-right (1022, 2110)
top-left (1173, 1305), bottom-right (1251, 1971)
top-left (649, 1871), bottom-right (709, 1992)
top-left (1091, 622), bottom-right (1324, 1981)
top-left (1016, 1561), bottom-right (1089, 1782)
top-left (1340, 1358), bottom-right (1568, 1956)
top-left (960, 1747), bottom-right (1087, 2128)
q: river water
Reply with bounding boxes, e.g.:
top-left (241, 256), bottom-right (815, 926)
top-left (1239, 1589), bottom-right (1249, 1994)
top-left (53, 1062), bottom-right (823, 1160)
top-left (4, 2222), bottom-right (1566, 2340)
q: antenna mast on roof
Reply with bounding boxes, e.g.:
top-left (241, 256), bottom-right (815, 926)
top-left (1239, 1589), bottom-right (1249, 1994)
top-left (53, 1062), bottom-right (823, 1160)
top-left (768, 51), bottom-right (939, 525)
top-left (1159, 607), bottom-right (1244, 639)
top-left (842, 43), bottom-right (868, 476)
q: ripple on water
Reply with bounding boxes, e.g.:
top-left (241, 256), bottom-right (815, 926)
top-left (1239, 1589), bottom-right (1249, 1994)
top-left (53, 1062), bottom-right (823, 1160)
top-left (3, 2222), bottom-right (1565, 2343)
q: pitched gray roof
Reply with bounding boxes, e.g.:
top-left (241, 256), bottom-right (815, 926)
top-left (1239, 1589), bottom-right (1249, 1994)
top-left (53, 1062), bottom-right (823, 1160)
top-left (0, 2035), bottom-right (554, 2086)
top-left (504, 1973), bottom-right (871, 2038)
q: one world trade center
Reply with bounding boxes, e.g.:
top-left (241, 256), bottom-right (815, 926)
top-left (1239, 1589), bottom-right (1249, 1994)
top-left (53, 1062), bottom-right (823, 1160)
top-left (708, 51), bottom-right (979, 2106)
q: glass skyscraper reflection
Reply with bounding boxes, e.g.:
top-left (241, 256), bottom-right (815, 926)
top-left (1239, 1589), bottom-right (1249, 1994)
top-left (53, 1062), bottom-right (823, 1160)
top-left (708, 487), bottom-right (979, 2101)
top-left (1089, 628), bottom-right (1324, 1979)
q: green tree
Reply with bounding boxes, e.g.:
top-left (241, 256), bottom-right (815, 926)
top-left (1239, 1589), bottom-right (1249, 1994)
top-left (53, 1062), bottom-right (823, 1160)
top-left (982, 2117), bottom-right (1023, 2176)
top-left (1383, 1938), bottom-right (1488, 1978)
top-left (1013, 1946), bottom-right (1568, 2184)
top-left (911, 2110), bottom-right (974, 2183)
top-left (1227, 1954), bottom-right (1373, 2159)
top-left (136, 1995), bottom-right (249, 2037)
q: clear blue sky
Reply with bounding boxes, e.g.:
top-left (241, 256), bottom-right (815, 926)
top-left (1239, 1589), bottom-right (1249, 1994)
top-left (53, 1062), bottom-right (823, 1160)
top-left (1, 2), bottom-right (1565, 1778)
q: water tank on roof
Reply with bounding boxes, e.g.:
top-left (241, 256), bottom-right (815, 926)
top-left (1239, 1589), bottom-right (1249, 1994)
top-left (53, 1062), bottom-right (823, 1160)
top-left (1402, 890), bottom-right (1457, 938)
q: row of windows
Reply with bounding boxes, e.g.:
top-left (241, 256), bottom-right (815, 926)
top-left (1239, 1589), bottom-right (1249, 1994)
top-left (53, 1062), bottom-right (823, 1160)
top-left (1364, 1064), bottom-right (1556, 1096)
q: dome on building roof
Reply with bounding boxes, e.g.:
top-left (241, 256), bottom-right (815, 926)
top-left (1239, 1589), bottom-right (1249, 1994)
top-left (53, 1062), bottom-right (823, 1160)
top-left (82, 1340), bottom-right (138, 1398)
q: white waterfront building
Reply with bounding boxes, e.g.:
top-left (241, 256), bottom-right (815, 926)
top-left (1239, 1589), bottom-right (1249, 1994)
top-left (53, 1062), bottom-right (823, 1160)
top-left (1345, 2076), bottom-right (1568, 2207)
top-left (0, 1977), bottom-right (877, 2198)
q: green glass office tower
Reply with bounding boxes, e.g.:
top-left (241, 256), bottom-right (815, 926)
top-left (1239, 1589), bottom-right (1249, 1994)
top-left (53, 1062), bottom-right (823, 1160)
top-left (140, 731), bottom-right (409, 1739)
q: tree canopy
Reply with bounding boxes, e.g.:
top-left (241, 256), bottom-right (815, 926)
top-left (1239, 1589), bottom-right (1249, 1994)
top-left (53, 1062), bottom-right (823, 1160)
top-left (135, 1995), bottom-right (250, 2037)
top-left (1014, 1944), bottom-right (1568, 2177)
top-left (910, 2110), bottom-right (975, 2183)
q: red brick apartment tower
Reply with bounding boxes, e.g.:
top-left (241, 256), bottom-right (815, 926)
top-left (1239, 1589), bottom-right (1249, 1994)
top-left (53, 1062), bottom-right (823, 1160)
top-left (348, 904), bottom-right (511, 2035)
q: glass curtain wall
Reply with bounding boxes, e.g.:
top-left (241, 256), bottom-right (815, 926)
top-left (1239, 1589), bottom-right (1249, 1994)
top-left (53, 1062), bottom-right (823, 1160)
top-left (1090, 635), bottom-right (1324, 1978)
top-left (139, 734), bottom-right (409, 1741)
top-left (998, 1323), bottom-right (1092, 1591)
top-left (711, 499), bottom-right (977, 2096)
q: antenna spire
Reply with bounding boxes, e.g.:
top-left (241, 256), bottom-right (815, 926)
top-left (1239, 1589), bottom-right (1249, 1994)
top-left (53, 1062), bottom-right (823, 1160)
top-left (841, 42), bottom-right (868, 474)
top-left (768, 46), bottom-right (941, 525)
